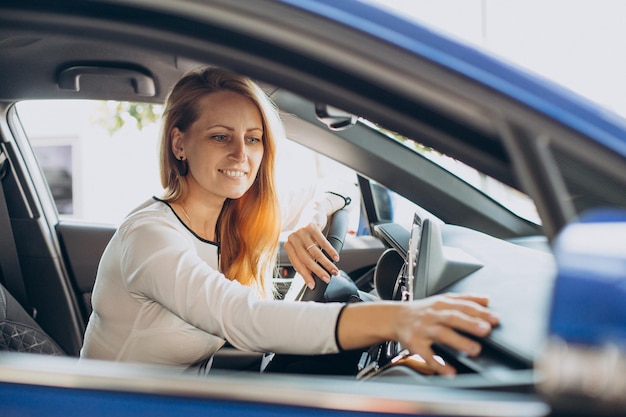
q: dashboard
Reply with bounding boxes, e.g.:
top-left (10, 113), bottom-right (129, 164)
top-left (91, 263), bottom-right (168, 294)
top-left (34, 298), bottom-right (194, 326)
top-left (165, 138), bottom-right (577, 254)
top-left (370, 213), bottom-right (556, 388)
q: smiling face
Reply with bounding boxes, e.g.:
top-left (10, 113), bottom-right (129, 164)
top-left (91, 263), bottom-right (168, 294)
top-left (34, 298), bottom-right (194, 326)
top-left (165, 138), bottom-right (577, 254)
top-left (171, 90), bottom-right (264, 206)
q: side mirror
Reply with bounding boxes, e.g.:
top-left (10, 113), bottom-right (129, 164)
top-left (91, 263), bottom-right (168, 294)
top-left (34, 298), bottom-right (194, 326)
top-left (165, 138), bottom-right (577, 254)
top-left (537, 209), bottom-right (626, 416)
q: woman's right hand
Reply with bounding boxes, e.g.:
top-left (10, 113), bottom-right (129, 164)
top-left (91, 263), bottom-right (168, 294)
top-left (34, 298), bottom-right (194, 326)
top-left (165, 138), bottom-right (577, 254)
top-left (393, 293), bottom-right (499, 376)
top-left (336, 293), bottom-right (499, 376)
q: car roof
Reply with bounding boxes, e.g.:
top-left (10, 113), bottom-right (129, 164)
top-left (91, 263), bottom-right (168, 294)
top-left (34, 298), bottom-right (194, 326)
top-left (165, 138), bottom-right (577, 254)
top-left (1, 0), bottom-right (625, 155)
top-left (298, 0), bottom-right (626, 157)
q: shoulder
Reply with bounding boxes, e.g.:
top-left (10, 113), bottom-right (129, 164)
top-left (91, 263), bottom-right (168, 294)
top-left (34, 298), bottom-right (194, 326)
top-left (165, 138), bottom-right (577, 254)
top-left (119, 197), bottom-right (182, 236)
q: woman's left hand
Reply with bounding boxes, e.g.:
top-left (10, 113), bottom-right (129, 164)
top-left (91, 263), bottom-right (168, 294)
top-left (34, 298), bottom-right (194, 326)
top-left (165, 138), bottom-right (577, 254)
top-left (284, 223), bottom-right (340, 290)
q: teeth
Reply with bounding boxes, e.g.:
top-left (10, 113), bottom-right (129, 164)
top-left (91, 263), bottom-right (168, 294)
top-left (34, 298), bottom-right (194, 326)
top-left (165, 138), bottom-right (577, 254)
top-left (221, 170), bottom-right (246, 178)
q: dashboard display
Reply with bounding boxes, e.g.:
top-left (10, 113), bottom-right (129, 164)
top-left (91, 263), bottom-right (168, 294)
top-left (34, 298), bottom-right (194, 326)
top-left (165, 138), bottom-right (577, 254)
top-left (397, 213), bottom-right (422, 301)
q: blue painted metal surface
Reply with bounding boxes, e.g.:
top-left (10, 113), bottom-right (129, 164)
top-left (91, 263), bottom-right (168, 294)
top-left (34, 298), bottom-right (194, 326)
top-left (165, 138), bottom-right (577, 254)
top-left (281, 0), bottom-right (626, 157)
top-left (0, 382), bottom-right (411, 417)
top-left (549, 209), bottom-right (626, 346)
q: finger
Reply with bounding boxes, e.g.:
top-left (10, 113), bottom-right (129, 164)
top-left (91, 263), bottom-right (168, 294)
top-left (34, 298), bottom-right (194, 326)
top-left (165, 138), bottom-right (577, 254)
top-left (428, 356), bottom-right (457, 377)
top-left (295, 263), bottom-right (316, 290)
top-left (432, 295), bottom-right (499, 326)
top-left (435, 309), bottom-right (494, 339)
top-left (307, 245), bottom-right (339, 277)
top-left (301, 271), bottom-right (316, 290)
top-left (302, 250), bottom-right (332, 283)
top-left (414, 347), bottom-right (457, 376)
top-left (287, 234), bottom-right (322, 276)
top-left (450, 301), bottom-right (499, 327)
top-left (285, 233), bottom-right (307, 260)
top-left (316, 237), bottom-right (339, 263)
top-left (305, 223), bottom-right (340, 262)
top-left (426, 323), bottom-right (483, 357)
top-left (284, 241), bottom-right (316, 289)
top-left (442, 294), bottom-right (499, 325)
top-left (446, 293), bottom-right (490, 307)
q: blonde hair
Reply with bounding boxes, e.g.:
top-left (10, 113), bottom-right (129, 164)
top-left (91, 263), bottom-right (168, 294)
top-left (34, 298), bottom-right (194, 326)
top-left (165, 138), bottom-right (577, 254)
top-left (159, 67), bottom-right (282, 298)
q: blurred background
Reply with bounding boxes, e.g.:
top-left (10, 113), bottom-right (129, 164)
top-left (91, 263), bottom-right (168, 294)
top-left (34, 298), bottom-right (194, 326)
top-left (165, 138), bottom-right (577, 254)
top-left (366, 0), bottom-right (626, 117)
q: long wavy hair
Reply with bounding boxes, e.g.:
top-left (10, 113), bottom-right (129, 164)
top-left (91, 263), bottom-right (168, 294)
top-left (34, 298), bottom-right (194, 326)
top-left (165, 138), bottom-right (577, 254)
top-left (159, 67), bottom-right (282, 298)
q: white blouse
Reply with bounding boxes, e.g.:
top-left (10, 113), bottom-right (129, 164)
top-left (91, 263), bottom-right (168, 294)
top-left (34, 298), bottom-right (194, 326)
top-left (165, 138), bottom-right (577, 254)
top-left (80, 198), bottom-right (344, 368)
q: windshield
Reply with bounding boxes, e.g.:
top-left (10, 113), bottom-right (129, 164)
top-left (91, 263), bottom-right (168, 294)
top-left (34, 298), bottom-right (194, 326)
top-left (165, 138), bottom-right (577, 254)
top-left (362, 120), bottom-right (541, 225)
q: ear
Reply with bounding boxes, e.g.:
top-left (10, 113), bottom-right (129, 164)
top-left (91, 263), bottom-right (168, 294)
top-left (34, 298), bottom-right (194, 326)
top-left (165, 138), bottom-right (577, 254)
top-left (170, 127), bottom-right (184, 159)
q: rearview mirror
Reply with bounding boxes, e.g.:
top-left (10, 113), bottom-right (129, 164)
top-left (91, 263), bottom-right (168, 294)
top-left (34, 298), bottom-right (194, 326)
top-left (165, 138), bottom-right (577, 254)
top-left (315, 103), bottom-right (357, 131)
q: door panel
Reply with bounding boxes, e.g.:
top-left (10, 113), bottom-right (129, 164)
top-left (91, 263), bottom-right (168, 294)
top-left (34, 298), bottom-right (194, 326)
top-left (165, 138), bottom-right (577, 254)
top-left (56, 222), bottom-right (114, 321)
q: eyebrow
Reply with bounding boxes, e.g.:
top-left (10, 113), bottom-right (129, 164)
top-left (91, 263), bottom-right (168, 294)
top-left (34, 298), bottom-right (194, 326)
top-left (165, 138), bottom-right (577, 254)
top-left (206, 124), bottom-right (263, 132)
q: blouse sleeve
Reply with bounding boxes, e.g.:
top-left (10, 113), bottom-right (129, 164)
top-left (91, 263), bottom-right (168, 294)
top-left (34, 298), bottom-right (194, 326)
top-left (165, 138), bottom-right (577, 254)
top-left (118, 213), bottom-right (343, 355)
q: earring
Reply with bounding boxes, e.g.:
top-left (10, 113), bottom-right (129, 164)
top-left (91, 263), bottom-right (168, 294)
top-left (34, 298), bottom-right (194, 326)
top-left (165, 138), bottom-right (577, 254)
top-left (176, 155), bottom-right (188, 176)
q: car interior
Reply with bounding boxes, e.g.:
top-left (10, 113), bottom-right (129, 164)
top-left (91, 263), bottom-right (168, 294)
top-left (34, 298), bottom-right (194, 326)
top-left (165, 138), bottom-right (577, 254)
top-left (1, 1), bottom-right (626, 398)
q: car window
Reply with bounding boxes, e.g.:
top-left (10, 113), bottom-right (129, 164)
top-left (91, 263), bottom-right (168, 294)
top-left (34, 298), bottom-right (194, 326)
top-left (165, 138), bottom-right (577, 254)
top-left (15, 99), bottom-right (363, 233)
top-left (387, 185), bottom-right (442, 231)
top-left (16, 100), bottom-right (163, 224)
top-left (362, 120), bottom-right (541, 225)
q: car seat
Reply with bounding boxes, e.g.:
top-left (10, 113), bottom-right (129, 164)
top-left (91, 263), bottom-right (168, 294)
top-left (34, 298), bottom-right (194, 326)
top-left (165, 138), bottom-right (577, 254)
top-left (0, 282), bottom-right (64, 355)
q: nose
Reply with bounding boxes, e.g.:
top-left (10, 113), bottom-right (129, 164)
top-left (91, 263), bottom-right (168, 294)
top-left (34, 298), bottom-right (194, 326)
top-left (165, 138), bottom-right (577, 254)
top-left (229, 136), bottom-right (247, 162)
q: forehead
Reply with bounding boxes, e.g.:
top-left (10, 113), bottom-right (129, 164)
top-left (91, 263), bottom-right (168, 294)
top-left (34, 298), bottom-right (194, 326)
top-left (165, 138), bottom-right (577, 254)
top-left (195, 90), bottom-right (263, 124)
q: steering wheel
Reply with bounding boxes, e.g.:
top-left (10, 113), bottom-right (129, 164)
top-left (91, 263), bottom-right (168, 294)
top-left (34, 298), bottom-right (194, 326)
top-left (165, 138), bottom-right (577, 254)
top-left (299, 208), bottom-right (350, 302)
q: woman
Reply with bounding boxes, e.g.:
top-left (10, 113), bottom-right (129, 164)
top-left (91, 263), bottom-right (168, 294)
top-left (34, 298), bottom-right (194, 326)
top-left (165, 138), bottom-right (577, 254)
top-left (80, 67), bottom-right (498, 376)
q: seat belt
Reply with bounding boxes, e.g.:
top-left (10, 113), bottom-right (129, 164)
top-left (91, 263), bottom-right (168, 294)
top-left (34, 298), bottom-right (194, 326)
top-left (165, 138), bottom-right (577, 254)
top-left (0, 151), bottom-right (34, 317)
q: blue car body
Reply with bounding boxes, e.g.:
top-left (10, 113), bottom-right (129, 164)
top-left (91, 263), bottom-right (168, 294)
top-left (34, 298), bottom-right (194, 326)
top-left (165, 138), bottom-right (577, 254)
top-left (290, 0), bottom-right (626, 156)
top-left (0, 1), bottom-right (625, 416)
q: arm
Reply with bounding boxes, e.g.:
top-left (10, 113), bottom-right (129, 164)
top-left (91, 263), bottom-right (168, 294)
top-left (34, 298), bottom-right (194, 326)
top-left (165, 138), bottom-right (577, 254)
top-left (120, 213), bottom-right (343, 355)
top-left (311, 191), bottom-right (352, 230)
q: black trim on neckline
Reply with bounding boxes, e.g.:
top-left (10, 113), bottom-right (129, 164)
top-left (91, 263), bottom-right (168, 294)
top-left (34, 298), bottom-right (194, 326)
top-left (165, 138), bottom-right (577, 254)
top-left (152, 196), bottom-right (219, 246)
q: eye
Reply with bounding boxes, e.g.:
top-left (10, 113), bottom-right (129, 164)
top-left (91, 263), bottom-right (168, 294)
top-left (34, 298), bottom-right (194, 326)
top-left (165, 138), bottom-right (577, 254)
top-left (212, 134), bottom-right (227, 142)
top-left (247, 136), bottom-right (262, 144)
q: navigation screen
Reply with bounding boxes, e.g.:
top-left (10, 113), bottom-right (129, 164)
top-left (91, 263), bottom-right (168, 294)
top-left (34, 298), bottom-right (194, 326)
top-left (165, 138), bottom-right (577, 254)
top-left (401, 213), bottom-right (422, 301)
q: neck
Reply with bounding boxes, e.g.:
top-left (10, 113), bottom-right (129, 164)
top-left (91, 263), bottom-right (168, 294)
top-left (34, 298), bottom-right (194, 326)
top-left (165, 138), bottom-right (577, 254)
top-left (177, 198), bottom-right (224, 242)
